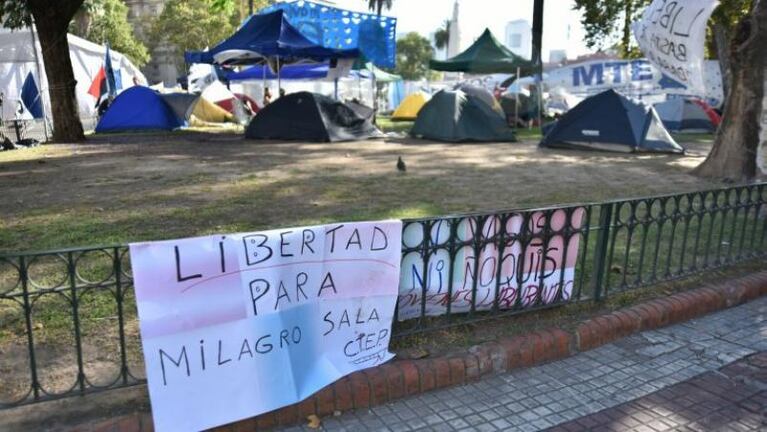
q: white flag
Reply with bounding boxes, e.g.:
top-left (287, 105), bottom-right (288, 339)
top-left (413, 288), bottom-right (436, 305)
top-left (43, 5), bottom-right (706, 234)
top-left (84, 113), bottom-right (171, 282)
top-left (632, 0), bottom-right (719, 93)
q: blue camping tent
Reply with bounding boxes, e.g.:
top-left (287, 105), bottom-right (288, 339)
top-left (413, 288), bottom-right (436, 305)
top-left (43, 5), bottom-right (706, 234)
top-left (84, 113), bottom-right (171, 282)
top-left (654, 98), bottom-right (716, 133)
top-left (95, 87), bottom-right (183, 133)
top-left (540, 90), bottom-right (684, 154)
top-left (185, 10), bottom-right (359, 65)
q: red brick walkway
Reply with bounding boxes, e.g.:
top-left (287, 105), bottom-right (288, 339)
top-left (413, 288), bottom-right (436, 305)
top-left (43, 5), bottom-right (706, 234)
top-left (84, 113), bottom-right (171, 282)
top-left (547, 352), bottom-right (767, 432)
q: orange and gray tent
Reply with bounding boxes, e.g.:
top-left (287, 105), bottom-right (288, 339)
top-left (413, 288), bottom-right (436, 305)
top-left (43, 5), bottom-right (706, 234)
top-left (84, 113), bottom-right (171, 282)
top-left (160, 93), bottom-right (234, 124)
top-left (391, 91), bottom-right (429, 121)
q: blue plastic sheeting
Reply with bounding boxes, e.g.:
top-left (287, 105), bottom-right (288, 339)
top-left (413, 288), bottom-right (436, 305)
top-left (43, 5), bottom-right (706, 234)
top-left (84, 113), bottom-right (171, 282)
top-left (185, 10), bottom-right (359, 65)
top-left (96, 86), bottom-right (183, 133)
top-left (262, 1), bottom-right (397, 68)
top-left (226, 63), bottom-right (330, 81)
top-left (20, 72), bottom-right (43, 119)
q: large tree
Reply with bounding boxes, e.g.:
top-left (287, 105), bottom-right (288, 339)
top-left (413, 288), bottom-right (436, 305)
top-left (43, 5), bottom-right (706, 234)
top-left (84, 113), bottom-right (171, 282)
top-left (71, 0), bottom-right (149, 67)
top-left (150, 0), bottom-right (239, 70)
top-left (433, 20), bottom-right (450, 60)
top-left (572, 0), bottom-right (649, 58)
top-left (1, 0), bottom-right (85, 142)
top-left (366, 0), bottom-right (393, 16)
top-left (394, 32), bottom-right (434, 81)
top-left (693, 0), bottom-right (766, 180)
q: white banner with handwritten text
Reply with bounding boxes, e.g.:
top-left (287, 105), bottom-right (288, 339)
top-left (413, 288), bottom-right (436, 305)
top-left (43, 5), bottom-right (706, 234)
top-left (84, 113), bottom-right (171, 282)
top-left (633, 0), bottom-right (719, 93)
top-left (130, 221), bottom-right (402, 432)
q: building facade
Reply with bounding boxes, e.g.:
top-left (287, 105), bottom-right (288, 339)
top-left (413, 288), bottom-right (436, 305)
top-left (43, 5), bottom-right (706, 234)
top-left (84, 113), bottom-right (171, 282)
top-left (123, 0), bottom-right (178, 86)
top-left (504, 19), bottom-right (532, 60)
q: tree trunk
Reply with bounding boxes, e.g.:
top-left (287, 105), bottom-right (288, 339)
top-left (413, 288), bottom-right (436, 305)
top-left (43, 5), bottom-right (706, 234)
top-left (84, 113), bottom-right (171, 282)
top-left (693, 0), bottom-right (767, 181)
top-left (622, 1), bottom-right (634, 58)
top-left (29, 0), bottom-right (85, 143)
top-left (713, 22), bottom-right (732, 100)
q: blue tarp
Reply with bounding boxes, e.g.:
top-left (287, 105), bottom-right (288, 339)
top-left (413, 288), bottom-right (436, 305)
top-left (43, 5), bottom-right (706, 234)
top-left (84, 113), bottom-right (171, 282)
top-left (262, 1), bottom-right (397, 68)
top-left (20, 72), bottom-right (43, 119)
top-left (96, 87), bottom-right (183, 133)
top-left (226, 63), bottom-right (330, 81)
top-left (185, 10), bottom-right (359, 65)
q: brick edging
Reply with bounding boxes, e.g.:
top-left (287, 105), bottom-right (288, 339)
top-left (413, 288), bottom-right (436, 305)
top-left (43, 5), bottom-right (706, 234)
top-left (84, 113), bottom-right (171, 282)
top-left (86, 272), bottom-right (767, 432)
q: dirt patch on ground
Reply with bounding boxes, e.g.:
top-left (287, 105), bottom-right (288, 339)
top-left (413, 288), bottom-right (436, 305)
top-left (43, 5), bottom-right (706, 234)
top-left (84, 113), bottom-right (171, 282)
top-left (0, 131), bottom-right (720, 252)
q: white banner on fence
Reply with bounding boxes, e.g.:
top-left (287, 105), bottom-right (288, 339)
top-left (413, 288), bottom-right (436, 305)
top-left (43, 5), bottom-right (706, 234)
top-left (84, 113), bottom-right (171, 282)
top-left (397, 209), bottom-right (585, 320)
top-left (632, 0), bottom-right (719, 93)
top-left (130, 220), bottom-right (402, 432)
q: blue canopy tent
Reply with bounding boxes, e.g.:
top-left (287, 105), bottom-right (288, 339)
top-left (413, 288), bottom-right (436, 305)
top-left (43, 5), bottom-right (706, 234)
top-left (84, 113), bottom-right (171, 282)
top-left (225, 63), bottom-right (330, 81)
top-left (261, 0), bottom-right (397, 69)
top-left (184, 10), bottom-right (359, 66)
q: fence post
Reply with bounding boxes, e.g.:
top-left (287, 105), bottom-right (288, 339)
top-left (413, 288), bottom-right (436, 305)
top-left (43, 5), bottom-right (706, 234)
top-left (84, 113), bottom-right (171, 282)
top-left (591, 203), bottom-right (614, 301)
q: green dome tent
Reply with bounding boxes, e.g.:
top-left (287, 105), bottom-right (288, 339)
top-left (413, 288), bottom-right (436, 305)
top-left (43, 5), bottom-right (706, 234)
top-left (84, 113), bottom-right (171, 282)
top-left (411, 89), bottom-right (516, 142)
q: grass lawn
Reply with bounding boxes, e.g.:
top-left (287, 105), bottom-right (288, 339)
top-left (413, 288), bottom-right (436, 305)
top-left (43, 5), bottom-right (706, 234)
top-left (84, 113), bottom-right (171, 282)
top-left (0, 131), bottom-right (723, 253)
top-left (2, 129), bottom-right (765, 406)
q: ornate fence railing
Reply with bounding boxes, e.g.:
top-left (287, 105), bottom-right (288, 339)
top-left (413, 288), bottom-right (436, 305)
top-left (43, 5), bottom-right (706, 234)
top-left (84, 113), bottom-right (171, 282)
top-left (1, 183), bottom-right (766, 408)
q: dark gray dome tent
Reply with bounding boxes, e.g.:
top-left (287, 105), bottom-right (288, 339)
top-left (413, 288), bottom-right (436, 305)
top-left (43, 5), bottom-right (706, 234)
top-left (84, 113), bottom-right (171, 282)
top-left (411, 89), bottom-right (516, 143)
top-left (539, 89), bottom-right (684, 154)
top-left (245, 92), bottom-right (382, 142)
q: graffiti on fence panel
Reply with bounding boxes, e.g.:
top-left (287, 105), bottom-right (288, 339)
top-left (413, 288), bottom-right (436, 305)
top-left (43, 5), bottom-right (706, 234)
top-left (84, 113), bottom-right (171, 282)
top-left (397, 208), bottom-right (585, 321)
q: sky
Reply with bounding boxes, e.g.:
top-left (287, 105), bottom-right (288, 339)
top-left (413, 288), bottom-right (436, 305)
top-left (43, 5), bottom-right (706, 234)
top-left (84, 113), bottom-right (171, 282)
top-left (329, 0), bottom-right (595, 61)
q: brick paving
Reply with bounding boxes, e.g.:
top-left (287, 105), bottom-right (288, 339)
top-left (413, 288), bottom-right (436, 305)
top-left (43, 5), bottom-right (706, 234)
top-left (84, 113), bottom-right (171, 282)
top-left (546, 353), bottom-right (767, 432)
top-left (279, 297), bottom-right (767, 431)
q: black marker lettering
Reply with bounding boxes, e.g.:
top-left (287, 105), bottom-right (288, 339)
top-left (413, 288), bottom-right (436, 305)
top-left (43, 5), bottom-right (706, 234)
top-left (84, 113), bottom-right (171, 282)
top-left (175, 246), bottom-right (202, 282)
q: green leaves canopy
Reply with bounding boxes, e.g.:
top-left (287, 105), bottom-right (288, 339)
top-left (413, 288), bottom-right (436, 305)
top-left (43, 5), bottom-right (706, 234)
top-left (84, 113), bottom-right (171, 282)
top-left (394, 32), bottom-right (434, 80)
top-left (73, 0), bottom-right (149, 66)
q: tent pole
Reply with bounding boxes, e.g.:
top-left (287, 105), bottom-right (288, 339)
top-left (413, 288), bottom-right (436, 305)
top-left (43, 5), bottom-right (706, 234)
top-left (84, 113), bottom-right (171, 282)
top-left (262, 63), bottom-right (266, 103)
top-left (277, 57), bottom-right (281, 95)
top-left (29, 23), bottom-right (50, 141)
top-left (334, 78), bottom-right (338, 100)
top-left (371, 66), bottom-right (377, 125)
top-left (514, 66), bottom-right (520, 129)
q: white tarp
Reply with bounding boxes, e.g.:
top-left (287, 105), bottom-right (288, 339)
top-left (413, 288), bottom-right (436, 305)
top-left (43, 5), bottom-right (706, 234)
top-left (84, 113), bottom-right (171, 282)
top-left (541, 58), bottom-right (724, 108)
top-left (130, 220), bottom-right (402, 432)
top-left (0, 27), bottom-right (146, 121)
top-left (632, 0), bottom-right (719, 94)
top-left (397, 210), bottom-right (585, 320)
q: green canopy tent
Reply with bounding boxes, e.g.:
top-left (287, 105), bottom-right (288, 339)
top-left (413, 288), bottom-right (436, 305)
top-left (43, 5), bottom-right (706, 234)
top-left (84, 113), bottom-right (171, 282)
top-left (429, 29), bottom-right (534, 74)
top-left (429, 29), bottom-right (538, 128)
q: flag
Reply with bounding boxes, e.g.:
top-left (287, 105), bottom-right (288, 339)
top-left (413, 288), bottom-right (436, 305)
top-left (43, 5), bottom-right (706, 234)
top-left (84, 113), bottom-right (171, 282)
top-left (20, 72), bottom-right (43, 119)
top-left (105, 42), bottom-right (118, 97)
top-left (632, 0), bottom-right (719, 93)
top-left (88, 66), bottom-right (107, 107)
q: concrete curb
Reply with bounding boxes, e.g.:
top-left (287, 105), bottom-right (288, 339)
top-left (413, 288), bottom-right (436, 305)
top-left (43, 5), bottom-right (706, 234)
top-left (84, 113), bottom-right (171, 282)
top-left (80, 271), bottom-right (767, 432)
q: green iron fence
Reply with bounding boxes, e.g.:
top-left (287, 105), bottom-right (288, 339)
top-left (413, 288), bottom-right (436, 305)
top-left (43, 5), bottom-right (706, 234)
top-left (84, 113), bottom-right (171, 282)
top-left (1, 183), bottom-right (766, 408)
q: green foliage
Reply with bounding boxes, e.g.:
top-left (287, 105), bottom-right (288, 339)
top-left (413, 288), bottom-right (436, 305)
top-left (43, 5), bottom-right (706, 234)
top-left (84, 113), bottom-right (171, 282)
top-left (572, 0), bottom-right (649, 58)
top-left (150, 0), bottom-right (240, 69)
top-left (0, 0), bottom-right (31, 29)
top-left (72, 0), bottom-right (149, 67)
top-left (394, 32), bottom-right (434, 81)
top-left (366, 0), bottom-right (393, 15)
top-left (210, 0), bottom-right (273, 19)
top-left (574, 0), bottom-right (753, 59)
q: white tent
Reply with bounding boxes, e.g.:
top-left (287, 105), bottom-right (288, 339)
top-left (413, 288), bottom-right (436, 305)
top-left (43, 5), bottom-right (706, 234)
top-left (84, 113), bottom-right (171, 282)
top-left (0, 27), bottom-right (146, 122)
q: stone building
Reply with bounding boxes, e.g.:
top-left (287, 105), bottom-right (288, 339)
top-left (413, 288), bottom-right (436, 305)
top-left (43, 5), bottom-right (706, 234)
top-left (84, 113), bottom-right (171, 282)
top-left (123, 0), bottom-right (179, 85)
